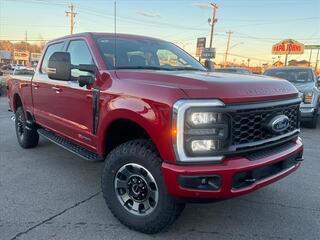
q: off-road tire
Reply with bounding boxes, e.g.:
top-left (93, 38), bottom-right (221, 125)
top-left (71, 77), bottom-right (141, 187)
top-left (101, 139), bottom-right (185, 234)
top-left (15, 107), bottom-right (39, 148)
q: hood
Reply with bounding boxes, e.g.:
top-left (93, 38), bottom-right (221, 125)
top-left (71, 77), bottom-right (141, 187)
top-left (115, 70), bottom-right (298, 104)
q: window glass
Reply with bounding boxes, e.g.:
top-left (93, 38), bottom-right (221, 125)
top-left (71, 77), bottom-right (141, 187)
top-left (264, 69), bottom-right (314, 83)
top-left (41, 42), bottom-right (64, 74)
top-left (67, 40), bottom-right (94, 77)
top-left (95, 37), bottom-right (206, 71)
top-left (157, 49), bottom-right (187, 67)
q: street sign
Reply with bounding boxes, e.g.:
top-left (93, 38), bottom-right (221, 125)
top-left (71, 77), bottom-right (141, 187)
top-left (196, 37), bottom-right (206, 57)
top-left (272, 39), bottom-right (304, 55)
top-left (201, 48), bottom-right (216, 59)
top-left (305, 45), bottom-right (320, 50)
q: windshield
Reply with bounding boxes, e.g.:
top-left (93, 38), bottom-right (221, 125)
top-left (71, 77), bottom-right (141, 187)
top-left (264, 68), bottom-right (314, 83)
top-left (95, 37), bottom-right (206, 71)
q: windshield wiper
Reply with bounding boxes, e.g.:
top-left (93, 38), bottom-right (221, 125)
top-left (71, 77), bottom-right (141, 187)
top-left (115, 66), bottom-right (173, 71)
top-left (170, 67), bottom-right (206, 71)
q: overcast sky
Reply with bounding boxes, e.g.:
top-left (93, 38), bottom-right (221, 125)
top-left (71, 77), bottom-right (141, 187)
top-left (0, 0), bottom-right (319, 65)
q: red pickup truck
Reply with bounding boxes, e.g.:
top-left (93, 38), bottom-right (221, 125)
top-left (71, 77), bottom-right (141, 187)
top-left (7, 32), bottom-right (303, 233)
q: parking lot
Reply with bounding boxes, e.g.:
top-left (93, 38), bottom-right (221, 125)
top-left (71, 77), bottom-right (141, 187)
top-left (0, 92), bottom-right (319, 240)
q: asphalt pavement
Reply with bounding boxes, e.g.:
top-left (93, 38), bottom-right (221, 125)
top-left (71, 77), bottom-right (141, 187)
top-left (1, 93), bottom-right (319, 240)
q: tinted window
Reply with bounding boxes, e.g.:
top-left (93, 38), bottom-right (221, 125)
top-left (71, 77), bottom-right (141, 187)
top-left (41, 42), bottom-right (64, 74)
top-left (14, 68), bottom-right (34, 76)
top-left (264, 68), bottom-right (314, 83)
top-left (67, 40), bottom-right (94, 77)
top-left (96, 37), bottom-right (206, 71)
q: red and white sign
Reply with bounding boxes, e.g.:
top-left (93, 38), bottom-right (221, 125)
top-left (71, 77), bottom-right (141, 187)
top-left (272, 39), bottom-right (304, 55)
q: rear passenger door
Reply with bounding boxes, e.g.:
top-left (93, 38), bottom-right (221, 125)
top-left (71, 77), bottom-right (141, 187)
top-left (32, 41), bottom-right (65, 130)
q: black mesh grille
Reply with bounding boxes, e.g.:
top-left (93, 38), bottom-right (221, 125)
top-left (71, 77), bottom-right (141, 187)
top-left (230, 103), bottom-right (299, 146)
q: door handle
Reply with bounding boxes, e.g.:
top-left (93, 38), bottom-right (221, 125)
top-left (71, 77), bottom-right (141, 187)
top-left (32, 83), bottom-right (40, 89)
top-left (52, 86), bottom-right (62, 93)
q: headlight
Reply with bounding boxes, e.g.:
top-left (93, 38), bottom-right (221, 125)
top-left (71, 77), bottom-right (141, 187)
top-left (172, 99), bottom-right (228, 163)
top-left (303, 92), bottom-right (313, 104)
top-left (189, 112), bottom-right (222, 126)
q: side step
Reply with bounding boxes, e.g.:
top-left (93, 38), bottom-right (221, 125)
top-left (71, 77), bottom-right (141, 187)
top-left (37, 128), bottom-right (104, 162)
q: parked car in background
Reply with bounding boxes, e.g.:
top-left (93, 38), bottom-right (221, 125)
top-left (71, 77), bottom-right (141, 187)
top-left (214, 67), bottom-right (252, 74)
top-left (12, 67), bottom-right (35, 80)
top-left (264, 66), bottom-right (320, 128)
top-left (1, 64), bottom-right (13, 71)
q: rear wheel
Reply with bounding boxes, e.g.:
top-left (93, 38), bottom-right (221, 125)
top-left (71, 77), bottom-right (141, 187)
top-left (15, 107), bottom-right (39, 148)
top-left (101, 139), bottom-right (185, 234)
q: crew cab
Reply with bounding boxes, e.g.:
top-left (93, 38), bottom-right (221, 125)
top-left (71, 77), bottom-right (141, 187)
top-left (7, 32), bottom-right (304, 234)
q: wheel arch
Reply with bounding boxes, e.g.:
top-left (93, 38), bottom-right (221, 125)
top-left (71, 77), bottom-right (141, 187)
top-left (98, 108), bottom-right (173, 161)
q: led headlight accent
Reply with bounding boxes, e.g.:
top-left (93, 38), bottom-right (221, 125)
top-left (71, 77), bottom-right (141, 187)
top-left (191, 140), bottom-right (216, 152)
top-left (303, 92), bottom-right (313, 104)
top-left (190, 112), bottom-right (219, 125)
top-left (172, 99), bottom-right (226, 163)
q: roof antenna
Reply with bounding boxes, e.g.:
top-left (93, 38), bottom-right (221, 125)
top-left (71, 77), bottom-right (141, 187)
top-left (114, 0), bottom-right (117, 69)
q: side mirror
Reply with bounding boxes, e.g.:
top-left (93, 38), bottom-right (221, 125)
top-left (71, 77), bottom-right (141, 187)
top-left (204, 59), bottom-right (214, 72)
top-left (47, 52), bottom-right (71, 81)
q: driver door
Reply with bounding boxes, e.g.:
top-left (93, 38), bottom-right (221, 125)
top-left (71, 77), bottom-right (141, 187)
top-left (50, 39), bottom-right (97, 151)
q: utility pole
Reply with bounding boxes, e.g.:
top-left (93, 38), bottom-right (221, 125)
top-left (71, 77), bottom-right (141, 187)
top-left (315, 49), bottom-right (319, 72)
top-left (25, 31), bottom-right (28, 51)
top-left (209, 3), bottom-right (218, 49)
top-left (224, 31), bottom-right (233, 67)
top-left (66, 3), bottom-right (77, 35)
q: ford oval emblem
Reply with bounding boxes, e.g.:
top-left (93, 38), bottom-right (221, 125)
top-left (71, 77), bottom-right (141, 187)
top-left (268, 115), bottom-right (290, 133)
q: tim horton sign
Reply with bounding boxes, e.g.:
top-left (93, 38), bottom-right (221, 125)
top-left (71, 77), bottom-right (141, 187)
top-left (272, 39), bottom-right (304, 55)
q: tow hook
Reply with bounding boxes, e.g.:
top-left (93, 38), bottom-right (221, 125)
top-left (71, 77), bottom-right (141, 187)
top-left (244, 178), bottom-right (256, 183)
top-left (294, 157), bottom-right (304, 163)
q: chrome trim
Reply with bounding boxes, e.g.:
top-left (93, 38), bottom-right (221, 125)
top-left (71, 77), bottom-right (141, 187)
top-left (172, 99), bottom-right (225, 163)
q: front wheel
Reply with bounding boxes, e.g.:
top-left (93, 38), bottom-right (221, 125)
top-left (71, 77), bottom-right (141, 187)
top-left (101, 139), bottom-right (185, 234)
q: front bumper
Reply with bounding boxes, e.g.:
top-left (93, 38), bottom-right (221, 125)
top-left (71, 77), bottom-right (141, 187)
top-left (162, 138), bottom-right (303, 201)
top-left (300, 107), bottom-right (315, 120)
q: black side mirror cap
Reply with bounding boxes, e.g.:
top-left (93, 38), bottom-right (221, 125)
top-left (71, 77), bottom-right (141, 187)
top-left (48, 52), bottom-right (71, 81)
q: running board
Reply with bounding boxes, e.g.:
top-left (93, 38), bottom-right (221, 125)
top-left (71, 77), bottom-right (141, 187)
top-left (37, 128), bottom-right (104, 162)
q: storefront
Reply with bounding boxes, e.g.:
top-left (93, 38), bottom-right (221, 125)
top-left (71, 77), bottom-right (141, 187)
top-left (0, 50), bottom-right (12, 64)
top-left (13, 51), bottom-right (30, 65)
top-left (30, 53), bottom-right (41, 67)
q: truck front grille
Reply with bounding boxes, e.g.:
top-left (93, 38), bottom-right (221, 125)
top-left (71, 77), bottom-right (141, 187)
top-left (229, 101), bottom-right (300, 147)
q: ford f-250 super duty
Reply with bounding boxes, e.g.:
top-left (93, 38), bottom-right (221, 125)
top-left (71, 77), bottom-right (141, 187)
top-left (7, 32), bottom-right (304, 234)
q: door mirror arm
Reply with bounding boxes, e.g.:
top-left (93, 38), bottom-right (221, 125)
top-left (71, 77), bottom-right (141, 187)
top-left (78, 75), bottom-right (95, 87)
top-left (73, 64), bottom-right (97, 74)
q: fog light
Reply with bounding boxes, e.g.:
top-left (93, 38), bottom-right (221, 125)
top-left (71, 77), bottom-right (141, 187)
top-left (191, 140), bottom-right (216, 152)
